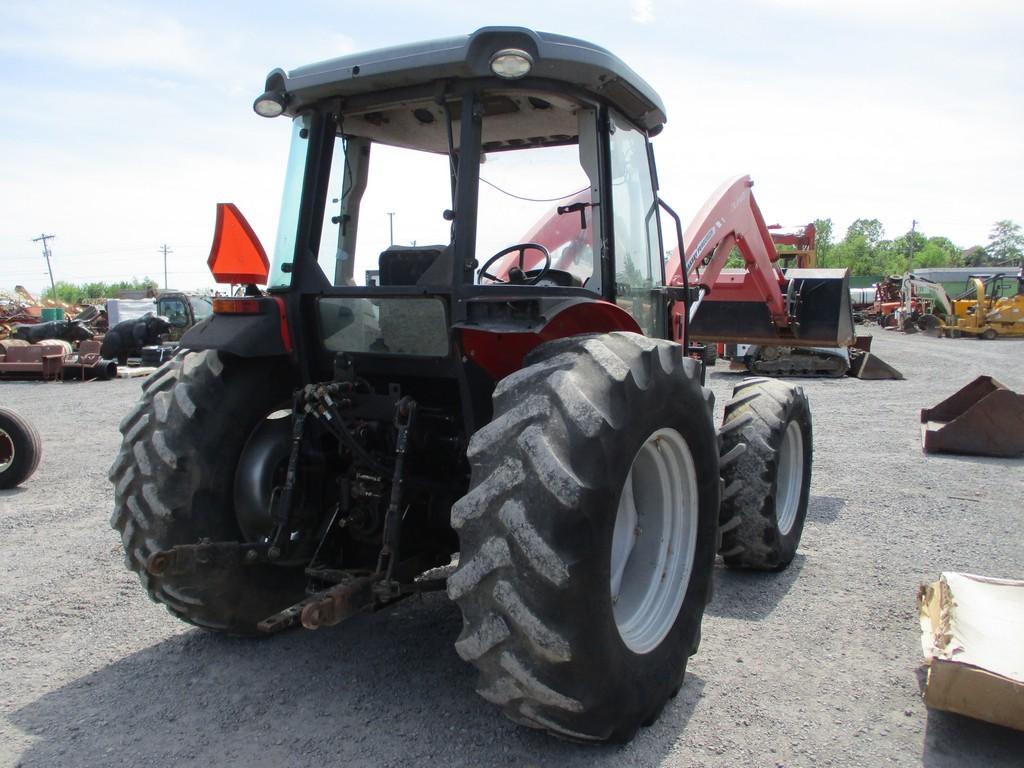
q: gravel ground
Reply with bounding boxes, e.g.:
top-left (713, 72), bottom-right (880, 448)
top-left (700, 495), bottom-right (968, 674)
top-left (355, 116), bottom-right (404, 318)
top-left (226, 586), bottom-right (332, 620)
top-left (1, 331), bottom-right (1022, 767)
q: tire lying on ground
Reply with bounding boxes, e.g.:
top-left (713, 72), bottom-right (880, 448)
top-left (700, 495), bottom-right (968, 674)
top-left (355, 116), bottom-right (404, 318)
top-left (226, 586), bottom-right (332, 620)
top-left (0, 408), bottom-right (42, 489)
top-left (717, 377), bottom-right (813, 570)
top-left (449, 332), bottom-right (720, 742)
top-left (108, 350), bottom-right (306, 634)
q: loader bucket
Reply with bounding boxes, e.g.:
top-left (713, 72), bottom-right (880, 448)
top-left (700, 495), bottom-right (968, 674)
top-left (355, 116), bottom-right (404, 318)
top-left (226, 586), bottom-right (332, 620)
top-left (848, 348), bottom-right (903, 380)
top-left (689, 268), bottom-right (854, 348)
top-left (920, 376), bottom-right (1024, 457)
top-left (852, 335), bottom-right (873, 352)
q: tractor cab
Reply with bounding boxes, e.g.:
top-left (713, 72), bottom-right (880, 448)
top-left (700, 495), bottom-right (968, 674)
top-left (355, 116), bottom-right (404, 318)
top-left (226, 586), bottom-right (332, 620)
top-left (195, 28), bottom-right (676, 395)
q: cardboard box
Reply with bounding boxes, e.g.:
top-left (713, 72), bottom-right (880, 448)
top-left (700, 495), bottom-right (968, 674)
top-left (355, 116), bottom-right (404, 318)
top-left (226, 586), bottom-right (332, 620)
top-left (918, 572), bottom-right (1024, 731)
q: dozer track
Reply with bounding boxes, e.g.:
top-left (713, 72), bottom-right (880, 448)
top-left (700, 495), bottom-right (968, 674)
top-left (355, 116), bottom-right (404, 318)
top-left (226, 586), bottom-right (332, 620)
top-left (747, 346), bottom-right (848, 378)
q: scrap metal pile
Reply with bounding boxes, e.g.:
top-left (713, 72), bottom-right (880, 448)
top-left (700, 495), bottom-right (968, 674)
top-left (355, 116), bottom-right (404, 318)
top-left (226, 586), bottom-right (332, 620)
top-left (1, 287), bottom-right (63, 336)
top-left (0, 286), bottom-right (114, 380)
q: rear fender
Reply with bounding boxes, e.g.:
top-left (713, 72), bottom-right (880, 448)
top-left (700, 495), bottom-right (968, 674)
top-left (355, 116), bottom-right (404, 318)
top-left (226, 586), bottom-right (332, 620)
top-left (181, 297), bottom-right (293, 358)
top-left (459, 298), bottom-right (641, 380)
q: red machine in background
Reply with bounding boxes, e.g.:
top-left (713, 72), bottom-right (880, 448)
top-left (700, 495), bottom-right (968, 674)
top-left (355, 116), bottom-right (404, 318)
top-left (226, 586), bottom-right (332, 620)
top-left (665, 176), bottom-right (852, 355)
top-left (768, 222), bottom-right (817, 269)
top-left (515, 175), bottom-right (857, 375)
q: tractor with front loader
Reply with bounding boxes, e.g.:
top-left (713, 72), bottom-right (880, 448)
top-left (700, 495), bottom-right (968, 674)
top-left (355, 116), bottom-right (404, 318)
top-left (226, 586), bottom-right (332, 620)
top-left (109, 28), bottom-right (853, 742)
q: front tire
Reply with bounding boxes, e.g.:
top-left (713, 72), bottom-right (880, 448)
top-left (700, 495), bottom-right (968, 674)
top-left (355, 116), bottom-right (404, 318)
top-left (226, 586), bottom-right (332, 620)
top-left (108, 350), bottom-right (306, 634)
top-left (718, 378), bottom-right (813, 570)
top-left (449, 332), bottom-right (719, 742)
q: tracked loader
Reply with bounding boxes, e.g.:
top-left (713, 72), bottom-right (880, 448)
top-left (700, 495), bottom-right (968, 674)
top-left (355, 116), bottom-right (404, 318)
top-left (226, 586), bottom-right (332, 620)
top-left (110, 28), bottom-right (851, 742)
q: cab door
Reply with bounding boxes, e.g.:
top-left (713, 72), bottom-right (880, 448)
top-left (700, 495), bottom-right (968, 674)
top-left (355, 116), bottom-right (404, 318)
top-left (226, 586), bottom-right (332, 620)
top-left (607, 110), bottom-right (666, 339)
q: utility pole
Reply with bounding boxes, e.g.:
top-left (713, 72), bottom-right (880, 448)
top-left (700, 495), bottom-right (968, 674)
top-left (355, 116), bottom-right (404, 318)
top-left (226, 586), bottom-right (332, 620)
top-left (160, 244), bottom-right (173, 289)
top-left (907, 220), bottom-right (917, 273)
top-left (386, 212), bottom-right (395, 246)
top-left (32, 233), bottom-right (57, 298)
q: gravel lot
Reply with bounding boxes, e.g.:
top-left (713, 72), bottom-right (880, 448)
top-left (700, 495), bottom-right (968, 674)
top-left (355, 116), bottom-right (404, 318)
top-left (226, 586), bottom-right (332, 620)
top-left (1, 330), bottom-right (1022, 767)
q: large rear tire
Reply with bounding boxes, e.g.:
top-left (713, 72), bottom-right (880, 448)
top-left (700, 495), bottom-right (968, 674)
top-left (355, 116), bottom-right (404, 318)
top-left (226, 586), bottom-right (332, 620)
top-left (718, 378), bottom-right (813, 570)
top-left (449, 332), bottom-right (719, 742)
top-left (108, 351), bottom-right (306, 634)
top-left (0, 408), bottom-right (42, 489)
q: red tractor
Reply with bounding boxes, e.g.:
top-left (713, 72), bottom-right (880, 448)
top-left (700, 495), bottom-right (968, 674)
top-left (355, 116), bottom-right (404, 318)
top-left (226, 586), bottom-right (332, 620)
top-left (109, 28), bottom-right (851, 742)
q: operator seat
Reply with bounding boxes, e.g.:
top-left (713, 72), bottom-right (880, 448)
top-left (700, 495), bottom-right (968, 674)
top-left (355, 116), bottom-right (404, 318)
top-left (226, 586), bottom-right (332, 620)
top-left (374, 245), bottom-right (453, 355)
top-left (378, 245), bottom-right (449, 286)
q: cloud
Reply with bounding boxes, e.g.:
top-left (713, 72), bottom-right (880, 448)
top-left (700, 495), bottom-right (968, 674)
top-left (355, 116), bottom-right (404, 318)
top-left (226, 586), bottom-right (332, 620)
top-left (630, 0), bottom-right (655, 23)
top-left (752, 0), bottom-right (1018, 30)
top-left (643, 55), bottom-right (1024, 247)
top-left (0, 2), bottom-right (208, 76)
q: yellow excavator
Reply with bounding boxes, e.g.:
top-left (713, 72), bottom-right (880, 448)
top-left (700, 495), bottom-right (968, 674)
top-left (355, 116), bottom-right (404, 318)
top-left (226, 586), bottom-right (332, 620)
top-left (942, 271), bottom-right (1024, 339)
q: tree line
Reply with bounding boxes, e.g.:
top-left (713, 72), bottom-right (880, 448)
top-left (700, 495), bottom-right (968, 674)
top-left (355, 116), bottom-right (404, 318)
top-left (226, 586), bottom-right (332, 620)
top-left (813, 219), bottom-right (1022, 276)
top-left (40, 278), bottom-right (159, 304)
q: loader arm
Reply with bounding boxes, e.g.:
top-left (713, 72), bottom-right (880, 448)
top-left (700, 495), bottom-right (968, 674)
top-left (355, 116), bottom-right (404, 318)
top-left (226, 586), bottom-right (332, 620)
top-left (665, 175), bottom-right (789, 330)
top-left (667, 176), bottom-right (853, 348)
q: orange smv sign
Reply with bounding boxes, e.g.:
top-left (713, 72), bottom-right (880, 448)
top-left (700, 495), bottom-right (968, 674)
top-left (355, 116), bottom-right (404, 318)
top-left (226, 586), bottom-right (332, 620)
top-left (207, 203), bottom-right (270, 285)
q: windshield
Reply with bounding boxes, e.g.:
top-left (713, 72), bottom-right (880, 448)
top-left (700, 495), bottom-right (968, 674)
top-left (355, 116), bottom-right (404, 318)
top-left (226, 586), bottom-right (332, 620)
top-left (475, 138), bottom-right (597, 289)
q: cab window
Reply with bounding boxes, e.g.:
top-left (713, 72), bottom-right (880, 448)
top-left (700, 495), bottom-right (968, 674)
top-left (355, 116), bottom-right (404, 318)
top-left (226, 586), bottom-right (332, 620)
top-left (158, 297), bottom-right (189, 328)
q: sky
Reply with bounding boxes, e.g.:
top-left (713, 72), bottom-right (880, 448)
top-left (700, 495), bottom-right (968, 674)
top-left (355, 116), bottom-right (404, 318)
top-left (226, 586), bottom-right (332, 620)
top-left (1, 0), bottom-right (1021, 295)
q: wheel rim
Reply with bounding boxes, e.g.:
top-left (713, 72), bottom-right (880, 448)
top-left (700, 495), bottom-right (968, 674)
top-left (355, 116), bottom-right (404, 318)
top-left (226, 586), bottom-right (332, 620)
top-left (610, 428), bottom-right (698, 654)
top-left (775, 420), bottom-right (804, 536)
top-left (0, 429), bottom-right (13, 473)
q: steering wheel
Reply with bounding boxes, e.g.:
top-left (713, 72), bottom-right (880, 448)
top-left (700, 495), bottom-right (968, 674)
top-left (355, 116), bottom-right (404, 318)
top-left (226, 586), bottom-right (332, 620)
top-left (478, 243), bottom-right (552, 285)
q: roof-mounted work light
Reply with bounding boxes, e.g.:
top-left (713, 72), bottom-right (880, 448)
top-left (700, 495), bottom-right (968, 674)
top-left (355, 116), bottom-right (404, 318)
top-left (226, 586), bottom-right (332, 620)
top-left (489, 48), bottom-right (533, 79)
top-left (253, 89), bottom-right (286, 118)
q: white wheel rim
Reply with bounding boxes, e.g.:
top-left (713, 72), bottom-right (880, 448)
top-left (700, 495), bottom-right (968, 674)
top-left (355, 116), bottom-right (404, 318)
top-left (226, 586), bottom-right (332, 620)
top-left (775, 421), bottom-right (804, 536)
top-left (0, 429), bottom-right (13, 473)
top-left (610, 428), bottom-right (698, 654)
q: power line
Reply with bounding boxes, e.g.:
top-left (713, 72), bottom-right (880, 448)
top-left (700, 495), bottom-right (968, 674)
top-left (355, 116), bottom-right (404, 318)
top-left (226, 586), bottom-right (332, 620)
top-left (1, 244), bottom-right (207, 261)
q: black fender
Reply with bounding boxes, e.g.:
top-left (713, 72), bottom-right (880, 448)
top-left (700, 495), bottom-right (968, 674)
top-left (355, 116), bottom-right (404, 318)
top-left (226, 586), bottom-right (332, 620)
top-left (181, 297), bottom-right (292, 358)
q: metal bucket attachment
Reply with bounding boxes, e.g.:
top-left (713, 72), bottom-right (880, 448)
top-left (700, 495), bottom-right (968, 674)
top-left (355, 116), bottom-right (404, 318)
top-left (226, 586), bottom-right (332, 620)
top-left (690, 268), bottom-right (854, 348)
top-left (852, 335), bottom-right (873, 352)
top-left (785, 269), bottom-right (855, 346)
top-left (848, 348), bottom-right (903, 380)
top-left (920, 376), bottom-right (1024, 457)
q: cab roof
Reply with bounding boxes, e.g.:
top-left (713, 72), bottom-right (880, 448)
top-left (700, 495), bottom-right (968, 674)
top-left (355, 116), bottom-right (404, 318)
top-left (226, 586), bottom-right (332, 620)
top-left (262, 27), bottom-right (667, 132)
